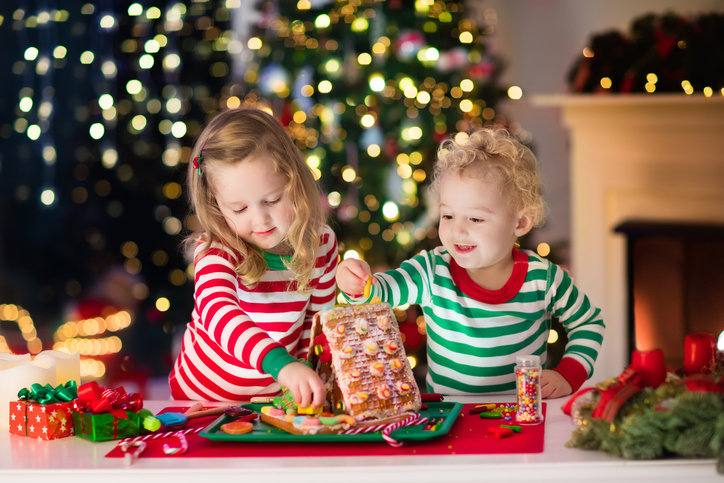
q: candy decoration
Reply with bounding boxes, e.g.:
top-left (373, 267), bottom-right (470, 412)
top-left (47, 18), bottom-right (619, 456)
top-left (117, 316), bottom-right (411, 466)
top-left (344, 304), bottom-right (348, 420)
top-left (162, 433), bottom-right (189, 455)
top-left (515, 355), bottom-right (544, 425)
top-left (118, 425), bottom-right (203, 445)
top-left (268, 407), bottom-right (286, 417)
top-left (487, 426), bottom-right (514, 439)
top-left (376, 384), bottom-right (392, 400)
top-left (349, 392), bottom-right (369, 404)
top-left (355, 318), bottom-right (369, 335)
top-left (120, 440), bottom-right (147, 465)
top-left (383, 340), bottom-right (399, 355)
top-left (382, 414), bottom-right (428, 447)
top-left (390, 358), bottom-right (403, 372)
top-left (370, 362), bottom-right (385, 377)
top-left (340, 413), bottom-right (428, 447)
top-left (340, 345), bottom-right (355, 359)
top-left (479, 412), bottom-right (502, 419)
top-left (363, 341), bottom-right (379, 355)
top-left (363, 275), bottom-right (372, 298)
top-left (396, 381), bottom-right (411, 394)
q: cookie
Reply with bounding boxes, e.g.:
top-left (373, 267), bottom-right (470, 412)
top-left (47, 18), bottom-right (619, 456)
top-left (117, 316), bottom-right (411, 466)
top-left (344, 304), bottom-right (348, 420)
top-left (220, 421), bottom-right (253, 435)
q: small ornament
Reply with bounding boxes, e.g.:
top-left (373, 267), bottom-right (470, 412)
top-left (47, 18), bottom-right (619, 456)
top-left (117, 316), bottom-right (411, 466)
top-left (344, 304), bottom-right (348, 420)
top-left (394, 30), bottom-right (426, 61)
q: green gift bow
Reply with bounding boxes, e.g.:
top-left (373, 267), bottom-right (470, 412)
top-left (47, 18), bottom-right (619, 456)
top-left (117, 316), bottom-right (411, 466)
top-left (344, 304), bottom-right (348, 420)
top-left (18, 380), bottom-right (78, 404)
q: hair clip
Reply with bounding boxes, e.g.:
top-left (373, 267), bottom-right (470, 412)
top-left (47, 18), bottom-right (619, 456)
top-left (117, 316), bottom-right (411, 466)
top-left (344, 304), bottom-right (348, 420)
top-left (192, 154), bottom-right (203, 175)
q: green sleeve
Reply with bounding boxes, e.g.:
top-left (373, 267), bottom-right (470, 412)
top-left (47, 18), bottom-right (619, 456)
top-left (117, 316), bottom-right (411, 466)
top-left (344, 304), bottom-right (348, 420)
top-left (261, 346), bottom-right (298, 380)
top-left (341, 251), bottom-right (434, 307)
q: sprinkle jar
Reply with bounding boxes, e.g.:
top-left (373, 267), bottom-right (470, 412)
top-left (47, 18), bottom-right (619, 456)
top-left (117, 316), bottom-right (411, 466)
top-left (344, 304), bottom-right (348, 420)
top-left (515, 355), bottom-right (544, 425)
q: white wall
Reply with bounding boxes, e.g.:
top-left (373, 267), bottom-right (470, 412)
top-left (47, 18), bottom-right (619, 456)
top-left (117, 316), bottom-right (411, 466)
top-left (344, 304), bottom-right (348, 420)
top-left (479, 0), bottom-right (724, 259)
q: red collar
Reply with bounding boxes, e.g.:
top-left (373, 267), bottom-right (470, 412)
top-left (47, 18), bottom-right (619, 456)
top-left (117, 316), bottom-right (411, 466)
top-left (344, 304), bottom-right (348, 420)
top-left (449, 248), bottom-right (529, 304)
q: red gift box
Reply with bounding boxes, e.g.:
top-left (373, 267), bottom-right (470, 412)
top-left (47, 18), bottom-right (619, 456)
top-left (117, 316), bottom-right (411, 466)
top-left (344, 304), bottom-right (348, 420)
top-left (8, 400), bottom-right (74, 440)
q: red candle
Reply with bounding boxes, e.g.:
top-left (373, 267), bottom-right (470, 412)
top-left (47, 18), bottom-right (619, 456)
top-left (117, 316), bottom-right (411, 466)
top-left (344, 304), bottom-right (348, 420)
top-left (631, 349), bottom-right (666, 388)
top-left (683, 332), bottom-right (717, 375)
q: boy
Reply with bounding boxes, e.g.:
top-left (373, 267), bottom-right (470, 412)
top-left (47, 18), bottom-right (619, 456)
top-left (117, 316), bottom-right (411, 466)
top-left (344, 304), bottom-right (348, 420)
top-left (336, 129), bottom-right (605, 398)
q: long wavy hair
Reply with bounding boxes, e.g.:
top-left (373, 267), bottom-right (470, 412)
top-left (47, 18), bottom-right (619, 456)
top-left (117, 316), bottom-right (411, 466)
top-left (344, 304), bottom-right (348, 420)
top-left (185, 108), bottom-right (326, 292)
top-left (430, 128), bottom-right (546, 228)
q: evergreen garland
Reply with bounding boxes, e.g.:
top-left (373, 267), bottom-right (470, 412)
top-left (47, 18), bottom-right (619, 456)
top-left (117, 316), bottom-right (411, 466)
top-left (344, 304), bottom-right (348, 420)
top-left (566, 376), bottom-right (724, 471)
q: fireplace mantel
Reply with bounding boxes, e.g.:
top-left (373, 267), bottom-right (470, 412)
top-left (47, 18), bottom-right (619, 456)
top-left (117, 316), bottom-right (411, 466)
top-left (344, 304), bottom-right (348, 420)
top-left (533, 94), bottom-right (724, 381)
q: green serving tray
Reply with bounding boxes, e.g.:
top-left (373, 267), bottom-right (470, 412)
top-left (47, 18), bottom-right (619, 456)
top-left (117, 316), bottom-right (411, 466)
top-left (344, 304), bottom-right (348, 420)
top-left (199, 401), bottom-right (462, 443)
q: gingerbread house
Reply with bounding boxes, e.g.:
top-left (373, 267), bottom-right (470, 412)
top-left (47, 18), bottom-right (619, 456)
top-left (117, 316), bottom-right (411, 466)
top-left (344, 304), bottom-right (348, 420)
top-left (307, 302), bottom-right (421, 423)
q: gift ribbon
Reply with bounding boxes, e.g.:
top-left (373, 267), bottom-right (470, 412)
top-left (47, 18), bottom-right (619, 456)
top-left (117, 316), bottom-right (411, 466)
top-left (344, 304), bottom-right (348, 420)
top-left (563, 366), bottom-right (642, 422)
top-left (18, 381), bottom-right (78, 404)
top-left (72, 381), bottom-right (142, 419)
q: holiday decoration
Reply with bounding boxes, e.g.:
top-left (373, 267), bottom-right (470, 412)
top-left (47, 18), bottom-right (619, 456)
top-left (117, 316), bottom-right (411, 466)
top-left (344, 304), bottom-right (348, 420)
top-left (563, 333), bottom-right (724, 473)
top-left (394, 30), bottom-right (427, 61)
top-left (8, 381), bottom-right (78, 440)
top-left (568, 11), bottom-right (724, 94)
top-left (630, 348), bottom-right (666, 388)
top-left (71, 381), bottom-right (143, 441)
top-left (683, 332), bottom-right (717, 376)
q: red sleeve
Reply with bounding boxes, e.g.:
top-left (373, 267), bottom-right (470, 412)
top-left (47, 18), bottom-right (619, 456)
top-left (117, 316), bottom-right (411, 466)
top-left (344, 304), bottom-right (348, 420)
top-left (552, 357), bottom-right (589, 393)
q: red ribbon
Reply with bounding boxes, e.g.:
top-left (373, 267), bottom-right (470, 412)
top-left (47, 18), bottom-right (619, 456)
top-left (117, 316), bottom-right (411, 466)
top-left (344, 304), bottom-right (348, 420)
top-left (684, 374), bottom-right (724, 393)
top-left (72, 382), bottom-right (143, 419)
top-left (564, 349), bottom-right (724, 422)
top-left (563, 366), bottom-right (642, 422)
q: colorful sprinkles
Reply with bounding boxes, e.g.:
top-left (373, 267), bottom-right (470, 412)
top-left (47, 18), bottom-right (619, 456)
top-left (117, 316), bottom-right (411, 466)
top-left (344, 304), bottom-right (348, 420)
top-left (515, 365), bottom-right (544, 425)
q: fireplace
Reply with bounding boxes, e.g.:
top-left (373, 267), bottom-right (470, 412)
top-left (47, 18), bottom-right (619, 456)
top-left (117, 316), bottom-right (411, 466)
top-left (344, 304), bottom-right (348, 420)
top-left (533, 94), bottom-right (724, 380)
top-left (615, 221), bottom-right (724, 369)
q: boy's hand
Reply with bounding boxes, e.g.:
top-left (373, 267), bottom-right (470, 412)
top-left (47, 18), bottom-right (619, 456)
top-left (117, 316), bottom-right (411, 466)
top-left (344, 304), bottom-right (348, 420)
top-left (336, 258), bottom-right (374, 296)
top-left (540, 369), bottom-right (573, 399)
top-left (276, 361), bottom-right (326, 408)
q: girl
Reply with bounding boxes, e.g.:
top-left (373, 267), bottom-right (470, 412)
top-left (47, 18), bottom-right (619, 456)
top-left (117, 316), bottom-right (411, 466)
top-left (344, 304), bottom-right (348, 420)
top-left (169, 108), bottom-right (337, 407)
top-left (336, 128), bottom-right (605, 398)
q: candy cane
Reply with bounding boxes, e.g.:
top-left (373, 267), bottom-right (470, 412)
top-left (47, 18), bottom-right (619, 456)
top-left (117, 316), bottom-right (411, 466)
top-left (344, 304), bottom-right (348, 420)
top-left (162, 433), bottom-right (189, 455)
top-left (120, 440), bottom-right (147, 465)
top-left (118, 426), bottom-right (203, 446)
top-left (382, 414), bottom-right (428, 447)
top-left (340, 423), bottom-right (389, 435)
top-left (340, 415), bottom-right (428, 447)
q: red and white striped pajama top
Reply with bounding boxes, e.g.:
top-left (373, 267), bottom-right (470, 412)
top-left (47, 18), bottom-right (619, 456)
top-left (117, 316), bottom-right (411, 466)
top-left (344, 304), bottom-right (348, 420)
top-left (169, 225), bottom-right (338, 401)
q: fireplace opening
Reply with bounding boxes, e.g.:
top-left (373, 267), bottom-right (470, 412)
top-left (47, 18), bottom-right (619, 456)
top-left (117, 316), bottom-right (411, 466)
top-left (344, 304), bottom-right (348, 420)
top-left (615, 221), bottom-right (724, 369)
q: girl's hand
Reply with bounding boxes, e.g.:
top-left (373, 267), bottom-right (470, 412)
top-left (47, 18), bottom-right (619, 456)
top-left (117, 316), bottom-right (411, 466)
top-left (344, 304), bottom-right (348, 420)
top-left (540, 369), bottom-right (573, 399)
top-left (276, 361), bottom-right (326, 408)
top-left (336, 259), bottom-right (374, 296)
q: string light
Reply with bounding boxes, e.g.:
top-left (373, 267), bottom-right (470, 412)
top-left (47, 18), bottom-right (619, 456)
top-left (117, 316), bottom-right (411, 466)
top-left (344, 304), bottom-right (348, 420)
top-left (0, 304), bottom-right (43, 354)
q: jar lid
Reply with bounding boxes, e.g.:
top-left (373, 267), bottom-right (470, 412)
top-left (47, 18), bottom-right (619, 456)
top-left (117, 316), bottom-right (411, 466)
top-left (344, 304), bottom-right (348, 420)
top-left (516, 354), bottom-right (541, 366)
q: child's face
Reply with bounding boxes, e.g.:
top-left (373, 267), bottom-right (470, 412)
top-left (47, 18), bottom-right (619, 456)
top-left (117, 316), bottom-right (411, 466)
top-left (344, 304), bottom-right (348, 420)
top-left (212, 155), bottom-right (293, 255)
top-left (438, 172), bottom-right (526, 276)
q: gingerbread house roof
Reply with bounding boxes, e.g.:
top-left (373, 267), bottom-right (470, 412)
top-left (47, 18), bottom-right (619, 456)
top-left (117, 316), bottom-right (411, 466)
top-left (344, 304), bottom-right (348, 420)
top-left (308, 302), bottom-right (421, 422)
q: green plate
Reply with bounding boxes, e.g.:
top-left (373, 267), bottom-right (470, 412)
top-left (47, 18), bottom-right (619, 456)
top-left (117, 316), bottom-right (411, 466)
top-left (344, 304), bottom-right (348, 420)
top-left (199, 401), bottom-right (462, 443)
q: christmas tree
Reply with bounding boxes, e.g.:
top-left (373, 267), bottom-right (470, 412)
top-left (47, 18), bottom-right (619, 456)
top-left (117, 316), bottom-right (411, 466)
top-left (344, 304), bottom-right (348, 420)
top-left (239, 0), bottom-right (525, 368)
top-left (243, 0), bottom-right (514, 268)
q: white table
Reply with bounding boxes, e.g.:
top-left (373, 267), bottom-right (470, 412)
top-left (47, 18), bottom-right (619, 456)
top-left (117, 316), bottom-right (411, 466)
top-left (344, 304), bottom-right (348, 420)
top-left (1, 396), bottom-right (720, 483)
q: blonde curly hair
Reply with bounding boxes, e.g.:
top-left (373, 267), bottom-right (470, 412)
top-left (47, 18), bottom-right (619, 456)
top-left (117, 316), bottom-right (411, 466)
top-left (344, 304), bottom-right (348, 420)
top-left (185, 108), bottom-right (327, 293)
top-left (430, 128), bottom-right (546, 227)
